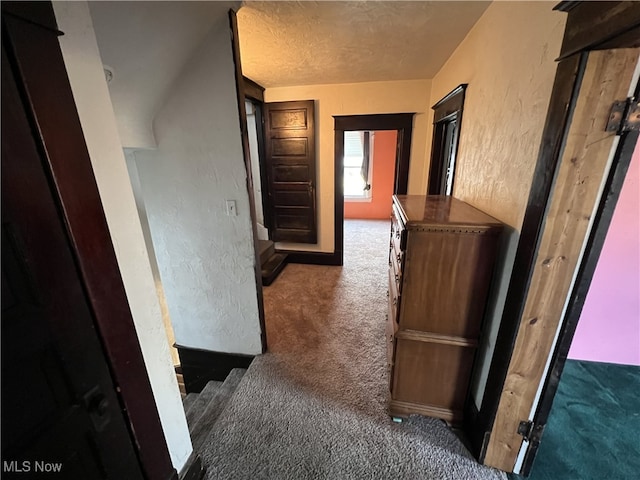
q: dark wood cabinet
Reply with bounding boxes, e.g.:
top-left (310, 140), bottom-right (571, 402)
top-left (387, 195), bottom-right (503, 424)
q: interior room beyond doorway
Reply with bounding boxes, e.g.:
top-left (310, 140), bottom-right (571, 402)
top-left (344, 130), bottom-right (398, 221)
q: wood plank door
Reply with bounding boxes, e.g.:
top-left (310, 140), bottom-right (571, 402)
top-left (1, 45), bottom-right (144, 479)
top-left (482, 46), bottom-right (640, 472)
top-left (263, 100), bottom-right (317, 243)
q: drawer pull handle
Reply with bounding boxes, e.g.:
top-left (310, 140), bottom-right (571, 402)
top-left (386, 290), bottom-right (389, 297)
top-left (396, 254), bottom-right (401, 262)
top-left (395, 274), bottom-right (399, 282)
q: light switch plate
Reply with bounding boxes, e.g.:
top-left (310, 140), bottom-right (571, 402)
top-left (225, 200), bottom-right (237, 216)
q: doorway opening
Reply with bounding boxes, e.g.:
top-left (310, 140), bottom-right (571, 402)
top-left (334, 113), bottom-right (415, 265)
top-left (245, 99), bottom-right (270, 242)
top-left (343, 130), bottom-right (398, 259)
top-left (343, 131), bottom-right (399, 210)
top-left (427, 84), bottom-right (467, 196)
top-left (517, 137), bottom-right (639, 479)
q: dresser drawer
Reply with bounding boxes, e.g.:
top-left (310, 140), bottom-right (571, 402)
top-left (390, 205), bottom-right (407, 252)
top-left (385, 301), bottom-right (397, 362)
top-left (390, 238), bottom-right (404, 274)
top-left (390, 241), bottom-right (404, 287)
top-left (388, 267), bottom-right (400, 322)
top-left (391, 336), bottom-right (475, 414)
top-left (386, 297), bottom-right (398, 390)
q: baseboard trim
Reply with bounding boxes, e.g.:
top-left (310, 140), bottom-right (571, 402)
top-left (178, 453), bottom-right (205, 480)
top-left (279, 250), bottom-right (342, 266)
top-left (176, 345), bottom-right (254, 393)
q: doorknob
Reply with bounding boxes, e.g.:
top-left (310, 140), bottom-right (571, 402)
top-left (88, 394), bottom-right (109, 417)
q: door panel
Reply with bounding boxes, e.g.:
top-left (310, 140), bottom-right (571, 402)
top-left (1, 45), bottom-right (143, 479)
top-left (264, 100), bottom-right (317, 243)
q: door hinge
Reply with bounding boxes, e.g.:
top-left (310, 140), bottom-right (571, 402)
top-left (518, 420), bottom-right (545, 443)
top-left (606, 98), bottom-right (640, 134)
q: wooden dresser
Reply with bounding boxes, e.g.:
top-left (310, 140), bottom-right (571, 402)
top-left (387, 195), bottom-right (503, 424)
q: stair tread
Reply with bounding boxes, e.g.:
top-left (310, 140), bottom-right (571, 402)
top-left (262, 252), bottom-right (286, 269)
top-left (262, 253), bottom-right (288, 286)
top-left (190, 368), bottom-right (247, 451)
top-left (182, 392), bottom-right (198, 411)
top-left (185, 380), bottom-right (223, 425)
top-left (258, 240), bottom-right (275, 265)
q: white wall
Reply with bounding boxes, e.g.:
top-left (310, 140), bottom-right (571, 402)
top-left (245, 101), bottom-right (269, 240)
top-left (265, 79), bottom-right (432, 253)
top-left (125, 149), bottom-right (180, 365)
top-left (135, 13), bottom-right (263, 355)
top-left (53, 1), bottom-right (192, 472)
top-left (426, 1), bottom-right (566, 408)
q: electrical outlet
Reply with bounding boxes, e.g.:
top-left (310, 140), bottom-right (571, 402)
top-left (225, 200), bottom-right (237, 216)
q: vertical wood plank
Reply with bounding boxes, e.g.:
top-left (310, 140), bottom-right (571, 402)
top-left (484, 47), bottom-right (640, 470)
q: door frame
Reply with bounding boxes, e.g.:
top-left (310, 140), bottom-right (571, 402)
top-left (470, 0), bottom-right (640, 472)
top-left (333, 113), bottom-right (415, 266)
top-left (427, 84), bottom-right (467, 195)
top-left (243, 76), bottom-right (273, 241)
top-left (229, 10), bottom-right (268, 352)
top-left (521, 89), bottom-right (639, 475)
top-left (1, 2), bottom-right (178, 478)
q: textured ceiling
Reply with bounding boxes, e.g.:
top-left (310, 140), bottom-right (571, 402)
top-left (88, 1), bottom-right (490, 145)
top-left (237, 1), bottom-right (491, 88)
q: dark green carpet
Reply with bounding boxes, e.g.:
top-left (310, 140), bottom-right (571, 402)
top-left (511, 360), bottom-right (640, 480)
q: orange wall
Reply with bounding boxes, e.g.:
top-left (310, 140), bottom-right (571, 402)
top-left (345, 130), bottom-right (397, 219)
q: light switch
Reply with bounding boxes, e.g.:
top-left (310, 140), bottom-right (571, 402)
top-left (225, 200), bottom-right (237, 216)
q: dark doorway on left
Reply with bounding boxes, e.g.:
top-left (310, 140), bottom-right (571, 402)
top-left (1, 45), bottom-right (144, 478)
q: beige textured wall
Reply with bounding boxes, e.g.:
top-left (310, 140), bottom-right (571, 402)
top-left (431, 1), bottom-right (565, 228)
top-left (426, 1), bottom-right (566, 407)
top-left (265, 79), bottom-right (432, 253)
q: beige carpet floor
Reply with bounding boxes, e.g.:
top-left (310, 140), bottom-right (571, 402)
top-left (263, 219), bottom-right (391, 419)
top-left (200, 219), bottom-right (506, 479)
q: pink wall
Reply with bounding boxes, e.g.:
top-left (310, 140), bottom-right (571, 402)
top-left (345, 130), bottom-right (397, 219)
top-left (568, 139), bottom-right (640, 365)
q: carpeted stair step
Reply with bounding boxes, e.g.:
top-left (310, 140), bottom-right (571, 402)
top-left (185, 380), bottom-right (223, 427)
top-left (182, 392), bottom-right (198, 412)
top-left (261, 252), bottom-right (288, 286)
top-left (190, 368), bottom-right (247, 452)
top-left (258, 240), bottom-right (275, 265)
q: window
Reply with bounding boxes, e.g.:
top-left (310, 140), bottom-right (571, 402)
top-left (344, 131), bottom-right (373, 199)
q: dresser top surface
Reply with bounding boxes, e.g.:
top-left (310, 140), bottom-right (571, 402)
top-left (393, 195), bottom-right (503, 229)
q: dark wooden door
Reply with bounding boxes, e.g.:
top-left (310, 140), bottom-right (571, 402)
top-left (263, 100), bottom-right (317, 243)
top-left (427, 84), bottom-right (466, 196)
top-left (440, 118), bottom-right (458, 195)
top-left (1, 46), bottom-right (144, 479)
